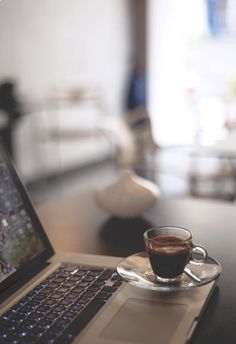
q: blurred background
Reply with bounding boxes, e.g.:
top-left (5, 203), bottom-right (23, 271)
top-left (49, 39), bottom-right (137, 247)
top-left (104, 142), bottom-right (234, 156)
top-left (1, 0), bottom-right (236, 204)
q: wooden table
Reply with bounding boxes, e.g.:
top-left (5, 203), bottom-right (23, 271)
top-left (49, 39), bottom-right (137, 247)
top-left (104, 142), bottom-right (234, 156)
top-left (37, 191), bottom-right (236, 344)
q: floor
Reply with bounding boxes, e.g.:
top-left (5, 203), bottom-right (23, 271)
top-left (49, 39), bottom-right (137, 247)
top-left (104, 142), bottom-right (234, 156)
top-left (26, 148), bottom-right (236, 206)
top-left (27, 159), bottom-right (119, 205)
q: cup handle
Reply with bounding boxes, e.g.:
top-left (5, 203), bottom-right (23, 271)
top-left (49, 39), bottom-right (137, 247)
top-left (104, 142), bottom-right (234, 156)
top-left (191, 245), bottom-right (208, 263)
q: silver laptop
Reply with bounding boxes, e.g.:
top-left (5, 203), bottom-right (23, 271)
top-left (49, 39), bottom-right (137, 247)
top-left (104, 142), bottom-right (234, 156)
top-left (0, 141), bottom-right (215, 344)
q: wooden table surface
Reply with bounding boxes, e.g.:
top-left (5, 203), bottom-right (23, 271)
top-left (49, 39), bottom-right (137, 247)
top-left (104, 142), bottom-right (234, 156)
top-left (37, 191), bottom-right (236, 344)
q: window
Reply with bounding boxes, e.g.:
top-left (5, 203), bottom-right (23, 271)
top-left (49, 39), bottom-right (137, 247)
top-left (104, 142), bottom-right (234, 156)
top-left (148, 0), bottom-right (236, 146)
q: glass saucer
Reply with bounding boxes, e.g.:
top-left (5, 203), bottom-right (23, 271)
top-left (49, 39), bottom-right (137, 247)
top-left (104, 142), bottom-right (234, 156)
top-left (117, 252), bottom-right (222, 292)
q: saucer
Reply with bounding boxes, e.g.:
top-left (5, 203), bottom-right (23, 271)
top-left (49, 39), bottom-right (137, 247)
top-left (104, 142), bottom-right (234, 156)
top-left (117, 252), bottom-right (222, 291)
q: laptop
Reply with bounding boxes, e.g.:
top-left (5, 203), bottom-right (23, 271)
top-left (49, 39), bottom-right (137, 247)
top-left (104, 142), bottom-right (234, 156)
top-left (0, 141), bottom-right (216, 344)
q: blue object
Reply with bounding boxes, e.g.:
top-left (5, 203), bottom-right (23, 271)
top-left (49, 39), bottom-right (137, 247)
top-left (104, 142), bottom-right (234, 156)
top-left (206, 0), bottom-right (227, 37)
top-left (126, 70), bottom-right (146, 110)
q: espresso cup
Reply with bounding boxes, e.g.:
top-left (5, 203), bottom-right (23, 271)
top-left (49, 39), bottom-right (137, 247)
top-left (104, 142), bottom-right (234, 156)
top-left (144, 226), bottom-right (208, 284)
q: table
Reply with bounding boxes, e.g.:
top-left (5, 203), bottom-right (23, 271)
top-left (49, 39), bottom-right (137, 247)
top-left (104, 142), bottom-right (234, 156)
top-left (37, 191), bottom-right (236, 344)
top-left (190, 133), bottom-right (236, 199)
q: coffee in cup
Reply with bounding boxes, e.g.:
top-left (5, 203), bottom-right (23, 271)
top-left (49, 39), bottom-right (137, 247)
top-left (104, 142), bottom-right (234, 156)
top-left (144, 226), bottom-right (208, 284)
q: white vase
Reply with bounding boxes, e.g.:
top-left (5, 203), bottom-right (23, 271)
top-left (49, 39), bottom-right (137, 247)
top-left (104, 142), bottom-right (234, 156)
top-left (95, 170), bottom-right (160, 218)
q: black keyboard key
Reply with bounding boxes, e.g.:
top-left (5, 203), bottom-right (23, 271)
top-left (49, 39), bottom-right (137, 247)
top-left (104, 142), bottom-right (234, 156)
top-left (53, 277), bottom-right (65, 283)
top-left (95, 291), bottom-right (112, 300)
top-left (62, 281), bottom-right (75, 288)
top-left (92, 280), bottom-right (105, 287)
top-left (56, 287), bottom-right (70, 293)
top-left (38, 318), bottom-right (55, 329)
top-left (54, 317), bottom-right (71, 327)
top-left (83, 276), bottom-right (94, 283)
top-left (76, 281), bottom-right (91, 287)
top-left (36, 304), bottom-right (51, 312)
top-left (29, 311), bottom-right (44, 321)
top-left (38, 331), bottom-right (60, 344)
top-left (44, 313), bottom-right (57, 321)
top-left (25, 300), bottom-right (41, 308)
top-left (17, 310), bottom-right (31, 318)
top-left (102, 286), bottom-right (117, 293)
top-left (20, 319), bottom-right (36, 329)
top-left (87, 285), bottom-right (101, 292)
top-left (98, 269), bottom-right (114, 281)
top-left (87, 270), bottom-right (103, 277)
top-left (42, 299), bottom-right (56, 306)
top-left (19, 329), bottom-right (29, 337)
top-left (71, 286), bottom-right (83, 294)
top-left (74, 270), bottom-right (87, 278)
top-left (61, 264), bottom-right (79, 273)
top-left (57, 271), bottom-right (71, 278)
top-left (74, 298), bottom-right (89, 305)
top-left (38, 287), bottom-right (53, 294)
top-left (68, 275), bottom-right (81, 282)
top-left (32, 294), bottom-right (47, 302)
top-left (62, 310), bottom-right (77, 320)
top-left (52, 305), bottom-right (65, 313)
top-left (47, 282), bottom-right (60, 289)
top-left (30, 326), bottom-right (46, 338)
top-left (80, 291), bottom-right (95, 299)
top-left (58, 298), bottom-right (73, 307)
top-left (50, 293), bottom-right (63, 300)
top-left (64, 292), bottom-right (78, 300)
top-left (9, 313), bottom-right (24, 324)
top-left (68, 304), bottom-right (83, 312)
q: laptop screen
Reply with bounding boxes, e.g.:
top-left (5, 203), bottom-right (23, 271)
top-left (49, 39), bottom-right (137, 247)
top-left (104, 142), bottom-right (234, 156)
top-left (0, 142), bottom-right (54, 293)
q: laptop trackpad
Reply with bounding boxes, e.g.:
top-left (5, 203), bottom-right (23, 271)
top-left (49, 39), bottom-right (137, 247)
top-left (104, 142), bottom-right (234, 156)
top-left (100, 298), bottom-right (188, 344)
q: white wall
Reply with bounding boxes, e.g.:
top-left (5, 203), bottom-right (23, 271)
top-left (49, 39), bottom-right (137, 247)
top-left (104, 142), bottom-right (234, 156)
top-left (0, 0), bottom-right (133, 181)
top-left (0, 0), bottom-right (132, 116)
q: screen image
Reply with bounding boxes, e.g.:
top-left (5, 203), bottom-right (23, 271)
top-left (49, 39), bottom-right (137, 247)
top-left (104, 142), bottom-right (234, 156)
top-left (0, 162), bottom-right (44, 283)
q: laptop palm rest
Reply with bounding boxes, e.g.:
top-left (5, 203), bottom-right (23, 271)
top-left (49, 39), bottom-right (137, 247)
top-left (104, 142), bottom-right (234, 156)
top-left (100, 298), bottom-right (188, 344)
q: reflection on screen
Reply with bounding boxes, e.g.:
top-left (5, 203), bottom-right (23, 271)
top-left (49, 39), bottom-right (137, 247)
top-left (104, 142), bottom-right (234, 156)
top-left (0, 162), bottom-right (44, 283)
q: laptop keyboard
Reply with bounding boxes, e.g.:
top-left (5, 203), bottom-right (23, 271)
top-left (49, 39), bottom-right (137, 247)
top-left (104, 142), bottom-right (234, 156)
top-left (0, 263), bottom-right (124, 344)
